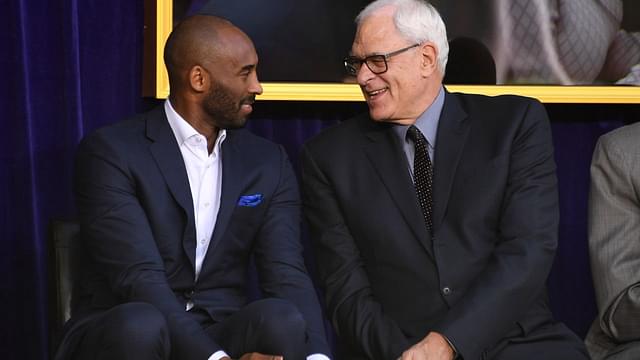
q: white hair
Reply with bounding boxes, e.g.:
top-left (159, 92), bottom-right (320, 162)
top-left (356, 0), bottom-right (449, 73)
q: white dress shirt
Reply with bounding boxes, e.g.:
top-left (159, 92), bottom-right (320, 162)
top-left (165, 100), bottom-right (225, 284)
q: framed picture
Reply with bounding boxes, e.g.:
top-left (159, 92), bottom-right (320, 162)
top-left (143, 0), bottom-right (640, 103)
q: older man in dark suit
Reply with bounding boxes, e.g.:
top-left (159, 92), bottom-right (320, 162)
top-left (55, 15), bottom-right (330, 360)
top-left (300, 0), bottom-right (588, 359)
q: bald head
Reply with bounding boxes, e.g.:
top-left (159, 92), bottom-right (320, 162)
top-left (161, 14), bottom-right (262, 137)
top-left (163, 15), bottom-right (253, 91)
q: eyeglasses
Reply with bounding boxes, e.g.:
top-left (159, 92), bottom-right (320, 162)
top-left (343, 43), bottom-right (420, 76)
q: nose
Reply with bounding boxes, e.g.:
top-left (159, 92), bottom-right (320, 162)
top-left (356, 63), bottom-right (375, 86)
top-left (250, 73), bottom-right (263, 95)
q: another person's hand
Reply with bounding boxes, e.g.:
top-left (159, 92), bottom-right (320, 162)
top-left (399, 332), bottom-right (454, 360)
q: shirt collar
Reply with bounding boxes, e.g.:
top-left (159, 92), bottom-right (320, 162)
top-left (164, 99), bottom-right (227, 153)
top-left (393, 86), bottom-right (445, 147)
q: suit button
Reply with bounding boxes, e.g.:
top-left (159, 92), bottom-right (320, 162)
top-left (184, 290), bottom-right (194, 299)
top-left (442, 287), bottom-right (451, 296)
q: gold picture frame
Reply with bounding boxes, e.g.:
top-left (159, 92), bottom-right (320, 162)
top-left (144, 0), bottom-right (640, 104)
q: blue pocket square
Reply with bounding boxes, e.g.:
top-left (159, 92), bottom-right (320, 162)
top-left (237, 193), bottom-right (263, 207)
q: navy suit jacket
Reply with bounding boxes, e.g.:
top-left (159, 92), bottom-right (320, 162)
top-left (62, 106), bottom-right (328, 358)
top-left (301, 92), bottom-right (560, 359)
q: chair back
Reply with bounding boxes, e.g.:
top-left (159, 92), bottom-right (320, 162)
top-left (48, 219), bottom-right (79, 356)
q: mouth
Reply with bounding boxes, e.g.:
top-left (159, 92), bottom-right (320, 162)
top-left (240, 98), bottom-right (255, 113)
top-left (364, 87), bottom-right (388, 101)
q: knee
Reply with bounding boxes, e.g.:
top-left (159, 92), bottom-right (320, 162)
top-left (257, 299), bottom-right (306, 343)
top-left (106, 302), bottom-right (170, 355)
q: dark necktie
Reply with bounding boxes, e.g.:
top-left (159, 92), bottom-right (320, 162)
top-left (407, 125), bottom-right (434, 234)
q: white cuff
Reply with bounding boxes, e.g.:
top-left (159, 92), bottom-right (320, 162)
top-left (208, 350), bottom-right (230, 360)
top-left (307, 354), bottom-right (331, 360)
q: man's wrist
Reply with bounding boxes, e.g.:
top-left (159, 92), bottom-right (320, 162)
top-left (439, 333), bottom-right (459, 359)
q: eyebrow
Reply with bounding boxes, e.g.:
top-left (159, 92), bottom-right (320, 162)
top-left (238, 63), bottom-right (257, 74)
top-left (349, 50), bottom-right (385, 58)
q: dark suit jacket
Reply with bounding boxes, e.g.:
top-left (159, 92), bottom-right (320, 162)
top-left (59, 106), bottom-right (328, 358)
top-left (301, 92), bottom-right (559, 359)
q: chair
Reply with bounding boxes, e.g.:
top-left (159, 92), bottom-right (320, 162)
top-left (48, 219), bottom-right (79, 357)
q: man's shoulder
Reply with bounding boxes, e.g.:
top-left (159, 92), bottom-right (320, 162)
top-left (81, 107), bottom-right (160, 146)
top-left (598, 122), bottom-right (640, 156)
top-left (449, 91), bottom-right (542, 113)
top-left (447, 92), bottom-right (548, 133)
top-left (304, 113), bottom-right (369, 150)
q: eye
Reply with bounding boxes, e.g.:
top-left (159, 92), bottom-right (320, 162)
top-left (239, 65), bottom-right (255, 78)
top-left (367, 55), bottom-right (386, 66)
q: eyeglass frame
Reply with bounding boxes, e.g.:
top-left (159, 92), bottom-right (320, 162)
top-left (343, 43), bottom-right (421, 76)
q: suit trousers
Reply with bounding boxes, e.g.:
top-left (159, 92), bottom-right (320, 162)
top-left (484, 322), bottom-right (589, 360)
top-left (64, 298), bottom-right (307, 360)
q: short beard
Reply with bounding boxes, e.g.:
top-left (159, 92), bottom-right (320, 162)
top-left (203, 82), bottom-right (254, 130)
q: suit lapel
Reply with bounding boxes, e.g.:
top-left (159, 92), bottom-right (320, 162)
top-left (432, 92), bottom-right (471, 232)
top-left (146, 107), bottom-right (197, 270)
top-left (207, 130), bottom-right (246, 254)
top-left (362, 119), bottom-right (434, 257)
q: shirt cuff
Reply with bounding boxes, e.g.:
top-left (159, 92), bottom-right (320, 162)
top-left (442, 335), bottom-right (459, 359)
top-left (307, 354), bottom-right (331, 360)
top-left (208, 350), bottom-right (230, 360)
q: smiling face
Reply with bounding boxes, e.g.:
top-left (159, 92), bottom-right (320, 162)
top-left (352, 6), bottom-right (440, 125)
top-left (201, 26), bottom-right (263, 129)
top-left (165, 16), bottom-right (264, 135)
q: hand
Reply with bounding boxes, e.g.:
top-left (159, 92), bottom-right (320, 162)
top-left (237, 353), bottom-right (284, 360)
top-left (399, 332), bottom-right (454, 360)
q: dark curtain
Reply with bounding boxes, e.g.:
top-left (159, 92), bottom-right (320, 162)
top-left (545, 104), bottom-right (637, 338)
top-left (0, 1), bottom-right (157, 358)
top-left (2, 0), bottom-right (639, 359)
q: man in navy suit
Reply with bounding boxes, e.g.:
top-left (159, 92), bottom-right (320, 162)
top-left (55, 15), bottom-right (330, 360)
top-left (301, 0), bottom-right (588, 359)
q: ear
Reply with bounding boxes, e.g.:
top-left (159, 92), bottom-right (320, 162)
top-left (420, 42), bottom-right (439, 77)
top-left (188, 65), bottom-right (209, 93)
